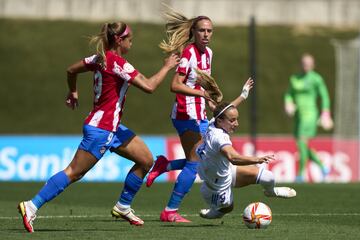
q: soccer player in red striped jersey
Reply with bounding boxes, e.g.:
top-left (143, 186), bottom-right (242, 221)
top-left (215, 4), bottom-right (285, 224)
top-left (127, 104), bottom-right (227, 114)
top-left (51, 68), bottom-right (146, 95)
top-left (17, 21), bottom-right (179, 232)
top-left (146, 7), bottom-right (217, 222)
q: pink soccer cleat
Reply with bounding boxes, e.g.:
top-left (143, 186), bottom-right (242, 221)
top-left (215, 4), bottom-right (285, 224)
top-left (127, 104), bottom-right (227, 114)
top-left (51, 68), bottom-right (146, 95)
top-left (160, 209), bottom-right (191, 223)
top-left (146, 155), bottom-right (169, 187)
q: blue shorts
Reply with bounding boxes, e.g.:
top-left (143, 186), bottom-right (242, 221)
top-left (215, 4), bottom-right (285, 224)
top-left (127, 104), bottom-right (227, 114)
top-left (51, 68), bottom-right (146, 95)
top-left (110, 124), bottom-right (136, 150)
top-left (172, 119), bottom-right (209, 136)
top-left (78, 124), bottom-right (135, 160)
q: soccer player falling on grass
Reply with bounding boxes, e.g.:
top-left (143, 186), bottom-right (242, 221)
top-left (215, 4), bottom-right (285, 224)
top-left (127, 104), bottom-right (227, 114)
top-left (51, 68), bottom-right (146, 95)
top-left (284, 53), bottom-right (333, 182)
top-left (18, 21), bottom-right (179, 232)
top-left (197, 100), bottom-right (296, 219)
top-left (189, 73), bottom-right (296, 219)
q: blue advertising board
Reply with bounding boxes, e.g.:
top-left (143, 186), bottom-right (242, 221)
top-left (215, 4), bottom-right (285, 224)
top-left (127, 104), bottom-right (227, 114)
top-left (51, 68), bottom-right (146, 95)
top-left (0, 136), bottom-right (166, 182)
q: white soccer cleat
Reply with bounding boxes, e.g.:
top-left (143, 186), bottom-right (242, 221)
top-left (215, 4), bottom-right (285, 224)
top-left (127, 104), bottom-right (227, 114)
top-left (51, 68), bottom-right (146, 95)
top-left (264, 187), bottom-right (297, 198)
top-left (199, 208), bottom-right (225, 219)
top-left (111, 205), bottom-right (144, 226)
top-left (18, 201), bottom-right (37, 233)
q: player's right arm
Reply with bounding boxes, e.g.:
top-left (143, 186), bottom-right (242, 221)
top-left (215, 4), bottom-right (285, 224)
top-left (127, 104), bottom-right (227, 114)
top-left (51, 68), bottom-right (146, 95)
top-left (284, 76), bottom-right (296, 116)
top-left (220, 145), bottom-right (274, 166)
top-left (66, 60), bottom-right (89, 110)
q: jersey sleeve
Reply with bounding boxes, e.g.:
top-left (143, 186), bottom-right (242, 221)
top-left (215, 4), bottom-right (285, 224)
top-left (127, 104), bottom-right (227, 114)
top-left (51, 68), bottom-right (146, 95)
top-left (213, 131), bottom-right (232, 152)
top-left (112, 58), bottom-right (139, 83)
top-left (316, 74), bottom-right (331, 111)
top-left (83, 55), bottom-right (100, 71)
top-left (176, 49), bottom-right (191, 75)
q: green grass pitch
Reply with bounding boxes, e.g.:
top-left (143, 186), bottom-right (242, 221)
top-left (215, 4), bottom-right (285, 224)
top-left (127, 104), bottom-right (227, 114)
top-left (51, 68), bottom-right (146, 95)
top-left (0, 182), bottom-right (359, 239)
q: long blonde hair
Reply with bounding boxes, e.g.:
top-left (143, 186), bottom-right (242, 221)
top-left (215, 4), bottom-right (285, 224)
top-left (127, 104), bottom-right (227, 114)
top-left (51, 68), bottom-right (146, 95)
top-left (195, 69), bottom-right (223, 104)
top-left (89, 22), bottom-right (128, 67)
top-left (159, 5), bottom-right (211, 54)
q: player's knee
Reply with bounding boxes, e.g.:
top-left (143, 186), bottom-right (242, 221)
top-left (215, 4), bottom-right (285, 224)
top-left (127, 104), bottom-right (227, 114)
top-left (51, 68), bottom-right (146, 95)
top-left (142, 157), bottom-right (154, 173)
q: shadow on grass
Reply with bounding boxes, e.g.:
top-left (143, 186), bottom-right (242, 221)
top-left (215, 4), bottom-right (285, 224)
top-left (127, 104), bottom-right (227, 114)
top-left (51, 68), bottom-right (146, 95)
top-left (161, 223), bottom-right (221, 228)
top-left (6, 228), bottom-right (125, 233)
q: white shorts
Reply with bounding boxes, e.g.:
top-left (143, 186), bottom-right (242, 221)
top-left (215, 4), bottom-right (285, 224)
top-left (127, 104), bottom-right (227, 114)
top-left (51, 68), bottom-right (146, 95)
top-left (200, 165), bottom-right (237, 209)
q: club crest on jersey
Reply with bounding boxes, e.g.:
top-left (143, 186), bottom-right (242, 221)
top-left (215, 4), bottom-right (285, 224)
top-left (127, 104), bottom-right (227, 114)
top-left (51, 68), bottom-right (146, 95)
top-left (179, 58), bottom-right (189, 68)
top-left (123, 63), bottom-right (135, 73)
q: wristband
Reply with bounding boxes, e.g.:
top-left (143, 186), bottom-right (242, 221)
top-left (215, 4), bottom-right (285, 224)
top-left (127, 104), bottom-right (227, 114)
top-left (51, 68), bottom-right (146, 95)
top-left (240, 88), bottom-right (249, 99)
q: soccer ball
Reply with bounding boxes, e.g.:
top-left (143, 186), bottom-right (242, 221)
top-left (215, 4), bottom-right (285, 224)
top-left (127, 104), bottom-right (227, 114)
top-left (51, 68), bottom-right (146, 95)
top-left (242, 202), bottom-right (272, 229)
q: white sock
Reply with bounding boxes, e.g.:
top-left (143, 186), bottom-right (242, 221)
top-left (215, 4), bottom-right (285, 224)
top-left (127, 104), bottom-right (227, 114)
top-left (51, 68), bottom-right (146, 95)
top-left (27, 201), bottom-right (38, 215)
top-left (116, 202), bottom-right (130, 210)
top-left (165, 207), bottom-right (178, 211)
top-left (257, 168), bottom-right (275, 193)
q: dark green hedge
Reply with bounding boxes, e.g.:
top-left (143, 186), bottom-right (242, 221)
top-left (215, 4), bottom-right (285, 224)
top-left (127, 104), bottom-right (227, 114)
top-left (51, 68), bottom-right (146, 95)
top-left (0, 19), bottom-right (357, 134)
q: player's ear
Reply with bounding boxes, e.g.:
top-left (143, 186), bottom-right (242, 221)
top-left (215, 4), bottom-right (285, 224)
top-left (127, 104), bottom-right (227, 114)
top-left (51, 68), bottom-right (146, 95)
top-left (114, 35), bottom-right (123, 44)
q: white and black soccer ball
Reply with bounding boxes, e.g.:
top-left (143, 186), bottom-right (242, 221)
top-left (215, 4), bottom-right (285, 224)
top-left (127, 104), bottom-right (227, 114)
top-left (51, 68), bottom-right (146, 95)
top-left (242, 202), bottom-right (272, 229)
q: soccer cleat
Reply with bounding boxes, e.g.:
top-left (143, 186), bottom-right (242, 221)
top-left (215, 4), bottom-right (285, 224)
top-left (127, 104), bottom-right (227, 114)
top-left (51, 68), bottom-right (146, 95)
top-left (111, 205), bottom-right (144, 226)
top-left (264, 187), bottom-right (297, 198)
top-left (160, 209), bottom-right (191, 223)
top-left (146, 155), bottom-right (169, 187)
top-left (18, 201), bottom-right (36, 233)
top-left (199, 208), bottom-right (225, 219)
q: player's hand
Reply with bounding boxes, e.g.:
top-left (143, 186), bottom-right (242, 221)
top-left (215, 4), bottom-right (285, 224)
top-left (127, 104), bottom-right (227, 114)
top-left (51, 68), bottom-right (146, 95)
top-left (319, 110), bottom-right (334, 130)
top-left (164, 53), bottom-right (180, 69)
top-left (240, 78), bottom-right (254, 99)
top-left (65, 91), bottom-right (79, 110)
top-left (257, 154), bottom-right (275, 164)
top-left (285, 102), bottom-right (296, 117)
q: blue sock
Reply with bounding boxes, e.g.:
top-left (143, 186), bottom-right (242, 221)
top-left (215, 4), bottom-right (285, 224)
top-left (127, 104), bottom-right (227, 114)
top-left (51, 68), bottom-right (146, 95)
top-left (169, 158), bottom-right (187, 170)
top-left (167, 161), bottom-right (198, 210)
top-left (119, 172), bottom-right (143, 206)
top-left (31, 171), bottom-right (70, 209)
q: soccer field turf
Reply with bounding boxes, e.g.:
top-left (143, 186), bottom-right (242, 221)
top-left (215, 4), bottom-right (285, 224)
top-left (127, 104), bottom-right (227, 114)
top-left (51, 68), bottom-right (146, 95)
top-left (0, 182), bottom-right (359, 239)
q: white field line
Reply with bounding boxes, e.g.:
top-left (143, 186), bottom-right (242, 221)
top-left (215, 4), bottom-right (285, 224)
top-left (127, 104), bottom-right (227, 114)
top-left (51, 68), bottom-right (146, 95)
top-left (1, 213), bottom-right (360, 220)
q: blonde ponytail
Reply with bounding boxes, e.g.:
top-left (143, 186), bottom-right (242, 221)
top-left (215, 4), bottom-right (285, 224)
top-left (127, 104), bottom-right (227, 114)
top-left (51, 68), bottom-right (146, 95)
top-left (195, 69), bottom-right (223, 104)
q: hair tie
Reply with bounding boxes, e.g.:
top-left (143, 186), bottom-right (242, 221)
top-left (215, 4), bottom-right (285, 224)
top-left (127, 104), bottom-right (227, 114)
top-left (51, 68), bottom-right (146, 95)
top-left (119, 24), bottom-right (131, 38)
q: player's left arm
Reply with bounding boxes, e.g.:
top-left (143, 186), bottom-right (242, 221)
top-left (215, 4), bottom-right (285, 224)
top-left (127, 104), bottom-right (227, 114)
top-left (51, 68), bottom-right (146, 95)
top-left (317, 75), bottom-right (331, 111)
top-left (317, 75), bottom-right (334, 130)
top-left (230, 78), bottom-right (254, 107)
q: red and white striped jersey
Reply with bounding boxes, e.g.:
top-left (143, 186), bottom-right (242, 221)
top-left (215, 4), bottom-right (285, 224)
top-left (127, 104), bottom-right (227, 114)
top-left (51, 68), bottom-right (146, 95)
top-left (171, 43), bottom-right (213, 120)
top-left (82, 51), bottom-right (139, 132)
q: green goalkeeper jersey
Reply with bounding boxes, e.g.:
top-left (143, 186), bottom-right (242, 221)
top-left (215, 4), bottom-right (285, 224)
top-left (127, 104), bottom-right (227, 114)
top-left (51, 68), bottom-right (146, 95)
top-left (284, 70), bottom-right (331, 137)
top-left (285, 70), bottom-right (330, 114)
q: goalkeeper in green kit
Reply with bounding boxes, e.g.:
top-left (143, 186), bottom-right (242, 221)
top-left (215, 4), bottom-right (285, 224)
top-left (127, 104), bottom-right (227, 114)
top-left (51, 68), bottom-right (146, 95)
top-left (284, 53), bottom-right (333, 182)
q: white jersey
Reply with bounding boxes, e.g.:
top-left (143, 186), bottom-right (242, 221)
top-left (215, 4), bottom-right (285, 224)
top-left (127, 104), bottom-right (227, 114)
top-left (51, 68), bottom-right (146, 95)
top-left (197, 120), bottom-right (233, 191)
